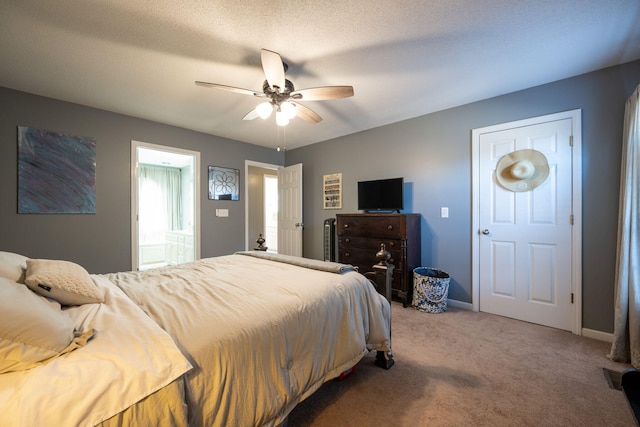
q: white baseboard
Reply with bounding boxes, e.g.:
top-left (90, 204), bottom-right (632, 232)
top-left (582, 328), bottom-right (614, 343)
top-left (447, 300), bottom-right (614, 343)
top-left (447, 299), bottom-right (473, 310)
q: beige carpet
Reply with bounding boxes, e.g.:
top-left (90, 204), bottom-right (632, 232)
top-left (287, 303), bottom-right (635, 426)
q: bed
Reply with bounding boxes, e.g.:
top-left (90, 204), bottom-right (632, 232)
top-left (0, 250), bottom-right (392, 426)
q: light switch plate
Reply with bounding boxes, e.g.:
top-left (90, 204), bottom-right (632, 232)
top-left (440, 207), bottom-right (449, 218)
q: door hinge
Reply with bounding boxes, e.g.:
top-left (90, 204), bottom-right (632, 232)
top-left (569, 135), bottom-right (573, 146)
top-left (571, 293), bottom-right (574, 304)
top-left (570, 214), bottom-right (574, 225)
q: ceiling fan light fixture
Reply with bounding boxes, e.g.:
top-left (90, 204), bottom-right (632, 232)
top-left (280, 101), bottom-right (297, 119)
top-left (256, 101), bottom-right (274, 119)
top-left (275, 109), bottom-right (290, 126)
top-left (197, 49), bottom-right (354, 127)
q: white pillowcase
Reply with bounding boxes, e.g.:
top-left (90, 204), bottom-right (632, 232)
top-left (0, 251), bottom-right (29, 283)
top-left (25, 259), bottom-right (104, 306)
top-left (0, 278), bottom-right (90, 374)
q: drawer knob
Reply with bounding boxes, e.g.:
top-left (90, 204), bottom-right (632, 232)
top-left (388, 241), bottom-right (395, 247)
top-left (344, 252), bottom-right (350, 257)
top-left (387, 225), bottom-right (393, 230)
top-left (343, 224), bottom-right (350, 228)
top-left (345, 238), bottom-right (350, 243)
top-left (389, 258), bottom-right (395, 264)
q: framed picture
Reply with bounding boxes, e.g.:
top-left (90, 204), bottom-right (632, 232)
top-left (208, 166), bottom-right (240, 200)
top-left (323, 173), bottom-right (342, 209)
top-left (17, 126), bottom-right (96, 214)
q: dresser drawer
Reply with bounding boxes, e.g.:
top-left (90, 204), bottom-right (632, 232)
top-left (339, 245), bottom-right (404, 271)
top-left (339, 235), bottom-right (402, 252)
top-left (337, 215), bottom-right (406, 238)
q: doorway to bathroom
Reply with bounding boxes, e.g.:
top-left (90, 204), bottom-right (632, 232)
top-left (131, 141), bottom-right (200, 270)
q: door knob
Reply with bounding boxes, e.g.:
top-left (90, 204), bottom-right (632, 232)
top-left (481, 229), bottom-right (490, 235)
top-left (295, 222), bottom-right (304, 228)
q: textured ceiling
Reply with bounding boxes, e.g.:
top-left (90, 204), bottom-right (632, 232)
top-left (1, 0), bottom-right (639, 150)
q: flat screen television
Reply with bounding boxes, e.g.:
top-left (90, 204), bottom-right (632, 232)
top-left (357, 177), bottom-right (404, 212)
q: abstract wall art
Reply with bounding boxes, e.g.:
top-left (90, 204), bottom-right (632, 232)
top-left (18, 126), bottom-right (96, 214)
top-left (208, 166), bottom-right (240, 200)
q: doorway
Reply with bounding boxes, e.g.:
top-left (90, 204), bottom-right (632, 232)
top-left (245, 161), bottom-right (303, 256)
top-left (471, 110), bottom-right (582, 334)
top-left (245, 161), bottom-right (280, 252)
top-left (131, 141), bottom-right (200, 270)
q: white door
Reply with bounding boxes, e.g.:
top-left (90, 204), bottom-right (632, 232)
top-left (472, 111), bottom-right (581, 332)
top-left (278, 163), bottom-right (303, 256)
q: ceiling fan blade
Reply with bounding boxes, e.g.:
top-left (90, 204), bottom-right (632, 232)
top-left (291, 86), bottom-right (354, 101)
top-left (293, 103), bottom-right (322, 124)
top-left (195, 81), bottom-right (264, 97)
top-left (261, 49), bottom-right (286, 91)
top-left (242, 108), bottom-right (260, 121)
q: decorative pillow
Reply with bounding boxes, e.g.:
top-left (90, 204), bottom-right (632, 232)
top-left (25, 259), bottom-right (104, 306)
top-left (0, 278), bottom-right (91, 374)
top-left (0, 251), bottom-right (29, 283)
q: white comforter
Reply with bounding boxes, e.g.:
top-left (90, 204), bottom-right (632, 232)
top-left (105, 253), bottom-right (391, 427)
top-left (0, 274), bottom-right (192, 427)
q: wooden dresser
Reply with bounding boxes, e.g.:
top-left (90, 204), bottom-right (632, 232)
top-left (336, 213), bottom-right (421, 306)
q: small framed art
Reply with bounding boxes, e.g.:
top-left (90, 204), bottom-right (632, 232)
top-left (323, 173), bottom-right (342, 209)
top-left (208, 166), bottom-right (240, 200)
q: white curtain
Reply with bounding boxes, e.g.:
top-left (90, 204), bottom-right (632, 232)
top-left (610, 84), bottom-right (640, 368)
top-left (139, 165), bottom-right (182, 245)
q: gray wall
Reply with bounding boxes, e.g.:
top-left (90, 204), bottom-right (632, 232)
top-left (286, 59), bottom-right (640, 334)
top-left (0, 87), bottom-right (283, 274)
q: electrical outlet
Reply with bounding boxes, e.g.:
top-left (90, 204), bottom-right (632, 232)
top-left (216, 209), bottom-right (229, 217)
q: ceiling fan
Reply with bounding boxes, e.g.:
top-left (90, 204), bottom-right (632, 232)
top-left (196, 49), bottom-right (354, 126)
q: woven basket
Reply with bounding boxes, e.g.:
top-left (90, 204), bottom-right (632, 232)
top-left (412, 267), bottom-right (450, 313)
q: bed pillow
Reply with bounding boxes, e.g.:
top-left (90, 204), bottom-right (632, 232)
top-left (0, 251), bottom-right (29, 283)
top-left (24, 259), bottom-right (104, 306)
top-left (0, 278), bottom-right (85, 374)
